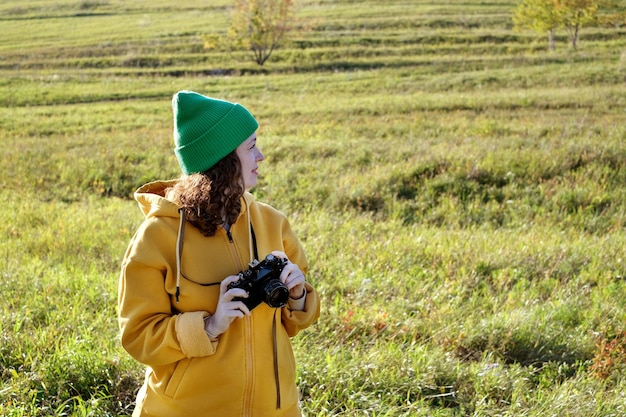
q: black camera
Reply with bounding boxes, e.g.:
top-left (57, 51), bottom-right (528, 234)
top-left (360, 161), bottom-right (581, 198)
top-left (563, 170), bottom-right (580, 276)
top-left (228, 254), bottom-right (290, 310)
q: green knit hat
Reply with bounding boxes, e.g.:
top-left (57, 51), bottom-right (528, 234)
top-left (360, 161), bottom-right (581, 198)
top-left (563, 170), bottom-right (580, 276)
top-left (172, 91), bottom-right (258, 175)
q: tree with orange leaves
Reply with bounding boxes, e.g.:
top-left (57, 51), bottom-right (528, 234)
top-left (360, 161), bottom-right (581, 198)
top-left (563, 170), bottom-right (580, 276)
top-left (227, 0), bottom-right (297, 66)
top-left (555, 0), bottom-right (599, 49)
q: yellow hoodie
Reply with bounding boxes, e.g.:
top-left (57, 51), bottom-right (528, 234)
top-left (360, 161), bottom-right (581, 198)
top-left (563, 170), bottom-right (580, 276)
top-left (118, 180), bottom-right (321, 417)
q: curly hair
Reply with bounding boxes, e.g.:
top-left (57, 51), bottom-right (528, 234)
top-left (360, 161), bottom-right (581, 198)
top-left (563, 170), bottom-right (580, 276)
top-left (166, 151), bottom-right (244, 237)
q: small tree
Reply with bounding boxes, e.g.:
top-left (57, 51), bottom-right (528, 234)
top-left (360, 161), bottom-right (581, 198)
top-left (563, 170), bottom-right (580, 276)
top-left (227, 0), bottom-right (297, 66)
top-left (513, 0), bottom-right (561, 51)
top-left (555, 0), bottom-right (599, 49)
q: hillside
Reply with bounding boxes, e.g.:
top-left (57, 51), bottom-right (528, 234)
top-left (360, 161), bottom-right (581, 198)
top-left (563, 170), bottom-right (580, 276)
top-left (1, 0), bottom-right (625, 416)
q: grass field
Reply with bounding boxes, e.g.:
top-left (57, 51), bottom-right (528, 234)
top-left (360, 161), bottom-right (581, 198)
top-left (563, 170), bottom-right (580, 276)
top-left (1, 0), bottom-right (626, 415)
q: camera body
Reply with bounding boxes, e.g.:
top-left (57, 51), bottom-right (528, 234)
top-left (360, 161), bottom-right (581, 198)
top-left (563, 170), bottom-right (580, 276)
top-left (228, 254), bottom-right (290, 310)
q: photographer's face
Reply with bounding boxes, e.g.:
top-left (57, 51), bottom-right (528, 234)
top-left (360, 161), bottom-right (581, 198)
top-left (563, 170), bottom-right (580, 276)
top-left (236, 133), bottom-right (264, 190)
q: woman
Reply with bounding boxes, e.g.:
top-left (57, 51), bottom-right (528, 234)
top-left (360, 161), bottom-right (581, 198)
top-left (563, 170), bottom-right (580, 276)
top-left (118, 91), bottom-right (321, 416)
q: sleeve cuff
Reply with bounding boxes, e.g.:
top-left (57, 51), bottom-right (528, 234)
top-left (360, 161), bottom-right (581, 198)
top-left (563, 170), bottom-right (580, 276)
top-left (288, 287), bottom-right (307, 311)
top-left (175, 311), bottom-right (218, 357)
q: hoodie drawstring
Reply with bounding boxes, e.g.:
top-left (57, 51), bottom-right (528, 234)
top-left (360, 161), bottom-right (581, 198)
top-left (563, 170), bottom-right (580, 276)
top-left (175, 208), bottom-right (186, 303)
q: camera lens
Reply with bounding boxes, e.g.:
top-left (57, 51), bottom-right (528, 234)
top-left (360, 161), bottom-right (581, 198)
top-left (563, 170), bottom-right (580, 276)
top-left (263, 279), bottom-right (290, 308)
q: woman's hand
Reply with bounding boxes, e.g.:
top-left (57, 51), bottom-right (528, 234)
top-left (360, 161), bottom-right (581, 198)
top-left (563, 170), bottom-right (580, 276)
top-left (272, 251), bottom-right (306, 299)
top-left (204, 275), bottom-right (251, 339)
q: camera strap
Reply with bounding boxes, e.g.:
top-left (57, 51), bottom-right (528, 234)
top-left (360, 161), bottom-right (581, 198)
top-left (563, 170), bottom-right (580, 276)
top-left (250, 224), bottom-right (259, 260)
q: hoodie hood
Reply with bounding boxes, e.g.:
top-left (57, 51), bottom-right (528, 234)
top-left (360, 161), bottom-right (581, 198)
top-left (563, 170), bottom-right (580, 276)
top-left (134, 180), bottom-right (180, 219)
top-left (133, 179), bottom-right (254, 220)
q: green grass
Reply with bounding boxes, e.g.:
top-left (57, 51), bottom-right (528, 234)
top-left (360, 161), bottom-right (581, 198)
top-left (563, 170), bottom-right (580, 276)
top-left (1, 0), bottom-right (626, 415)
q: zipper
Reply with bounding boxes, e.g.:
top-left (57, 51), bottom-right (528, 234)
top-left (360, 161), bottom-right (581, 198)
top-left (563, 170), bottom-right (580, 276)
top-left (223, 227), bottom-right (243, 271)
top-left (222, 226), bottom-right (255, 417)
